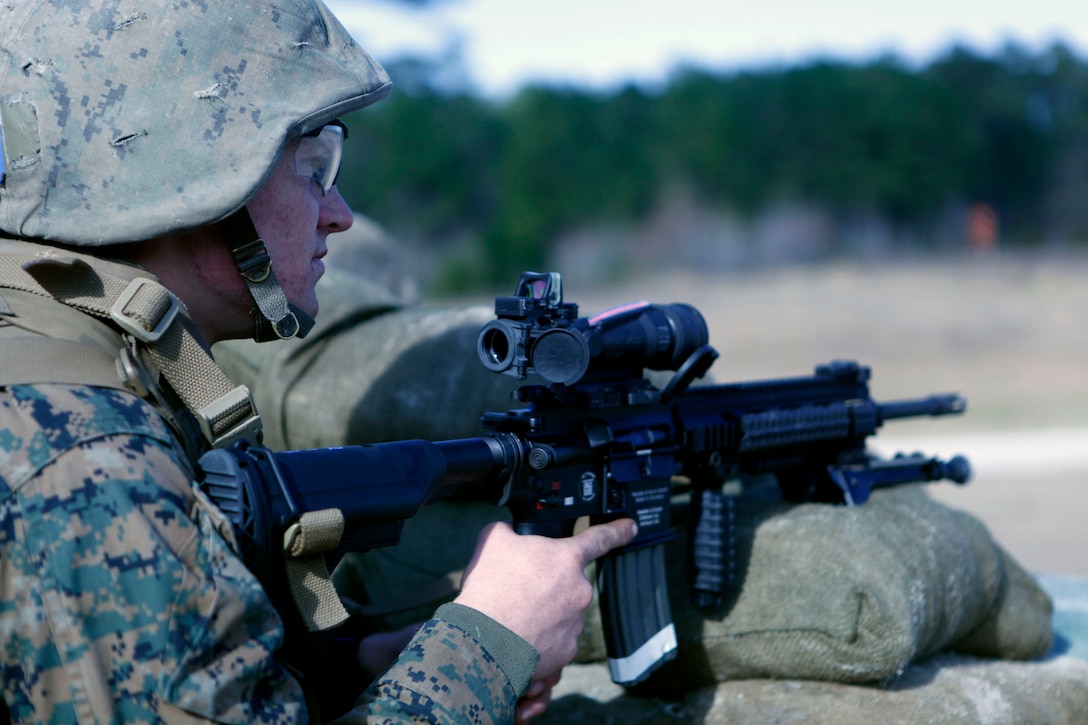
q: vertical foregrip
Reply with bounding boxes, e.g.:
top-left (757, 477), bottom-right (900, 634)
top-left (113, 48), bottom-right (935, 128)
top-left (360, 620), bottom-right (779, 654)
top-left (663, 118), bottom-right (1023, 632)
top-left (689, 484), bottom-right (734, 609)
top-left (597, 542), bottom-right (678, 685)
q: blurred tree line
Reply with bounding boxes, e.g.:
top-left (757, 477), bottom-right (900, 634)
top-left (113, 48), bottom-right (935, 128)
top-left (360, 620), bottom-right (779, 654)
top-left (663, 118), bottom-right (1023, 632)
top-left (337, 42), bottom-right (1088, 291)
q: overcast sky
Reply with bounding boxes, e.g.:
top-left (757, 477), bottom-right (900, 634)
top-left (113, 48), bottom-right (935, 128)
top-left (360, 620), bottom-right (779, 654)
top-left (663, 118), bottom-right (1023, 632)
top-left (326, 0), bottom-right (1084, 97)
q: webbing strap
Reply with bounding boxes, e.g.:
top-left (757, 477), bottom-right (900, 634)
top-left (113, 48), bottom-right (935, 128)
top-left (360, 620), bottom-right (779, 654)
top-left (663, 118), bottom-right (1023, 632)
top-left (0, 251), bottom-right (260, 448)
top-left (224, 210), bottom-right (315, 342)
top-left (282, 509), bottom-right (350, 631)
top-left (232, 238), bottom-right (301, 340)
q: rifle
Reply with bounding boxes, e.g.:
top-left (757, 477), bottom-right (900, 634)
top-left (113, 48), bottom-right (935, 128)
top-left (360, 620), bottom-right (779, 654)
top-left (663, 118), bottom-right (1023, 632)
top-left (198, 271), bottom-right (971, 687)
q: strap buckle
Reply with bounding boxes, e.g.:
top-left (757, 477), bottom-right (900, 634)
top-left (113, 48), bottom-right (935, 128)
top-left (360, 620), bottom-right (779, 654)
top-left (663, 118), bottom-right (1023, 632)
top-left (110, 277), bottom-right (179, 343)
top-left (233, 239), bottom-right (273, 283)
top-left (197, 385), bottom-right (263, 448)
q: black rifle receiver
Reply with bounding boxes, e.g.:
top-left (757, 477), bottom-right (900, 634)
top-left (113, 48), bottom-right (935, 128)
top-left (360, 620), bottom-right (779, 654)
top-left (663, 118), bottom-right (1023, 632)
top-left (198, 271), bottom-right (971, 687)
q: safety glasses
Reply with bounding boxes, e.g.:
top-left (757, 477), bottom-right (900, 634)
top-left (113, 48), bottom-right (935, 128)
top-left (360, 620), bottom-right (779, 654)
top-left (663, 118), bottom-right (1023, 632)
top-left (294, 121), bottom-right (347, 195)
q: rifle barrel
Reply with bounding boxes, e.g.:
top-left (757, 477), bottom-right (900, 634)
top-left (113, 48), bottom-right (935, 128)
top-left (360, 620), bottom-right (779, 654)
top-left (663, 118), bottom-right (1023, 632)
top-left (879, 394), bottom-right (966, 421)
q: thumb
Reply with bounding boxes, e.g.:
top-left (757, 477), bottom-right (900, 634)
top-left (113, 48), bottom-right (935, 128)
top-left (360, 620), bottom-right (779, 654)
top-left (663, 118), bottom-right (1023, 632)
top-left (571, 518), bottom-right (638, 563)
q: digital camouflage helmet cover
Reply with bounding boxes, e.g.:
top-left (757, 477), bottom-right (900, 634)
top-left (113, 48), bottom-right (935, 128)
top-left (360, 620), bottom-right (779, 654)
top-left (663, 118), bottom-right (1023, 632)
top-left (0, 0), bottom-right (390, 245)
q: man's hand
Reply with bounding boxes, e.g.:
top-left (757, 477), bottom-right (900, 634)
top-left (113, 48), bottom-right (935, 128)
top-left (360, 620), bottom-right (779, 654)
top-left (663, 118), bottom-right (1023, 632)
top-left (516, 670), bottom-right (562, 723)
top-left (454, 518), bottom-right (638, 678)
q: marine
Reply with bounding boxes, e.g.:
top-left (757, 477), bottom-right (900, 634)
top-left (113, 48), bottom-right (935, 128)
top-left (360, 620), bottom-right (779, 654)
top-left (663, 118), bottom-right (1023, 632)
top-left (0, 2), bottom-right (633, 722)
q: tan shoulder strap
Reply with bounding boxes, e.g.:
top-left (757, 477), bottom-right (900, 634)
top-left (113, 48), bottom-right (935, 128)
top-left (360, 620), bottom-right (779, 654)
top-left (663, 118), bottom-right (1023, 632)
top-left (0, 245), bottom-right (354, 632)
top-left (0, 248), bottom-right (260, 448)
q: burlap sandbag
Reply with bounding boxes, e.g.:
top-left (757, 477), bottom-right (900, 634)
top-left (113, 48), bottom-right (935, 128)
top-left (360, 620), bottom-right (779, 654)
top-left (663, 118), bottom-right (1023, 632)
top-left (214, 267), bottom-right (522, 452)
top-left (575, 485), bottom-right (1052, 697)
top-left (538, 654), bottom-right (1088, 724)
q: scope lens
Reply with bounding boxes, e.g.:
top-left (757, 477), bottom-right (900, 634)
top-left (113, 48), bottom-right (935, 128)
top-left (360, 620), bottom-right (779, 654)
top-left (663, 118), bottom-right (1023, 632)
top-left (656, 303), bottom-right (709, 367)
top-left (477, 321), bottom-right (517, 372)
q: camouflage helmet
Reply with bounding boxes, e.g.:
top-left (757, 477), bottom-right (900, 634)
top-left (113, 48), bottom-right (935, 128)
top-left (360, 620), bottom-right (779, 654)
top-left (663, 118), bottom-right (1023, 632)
top-left (0, 0), bottom-right (391, 246)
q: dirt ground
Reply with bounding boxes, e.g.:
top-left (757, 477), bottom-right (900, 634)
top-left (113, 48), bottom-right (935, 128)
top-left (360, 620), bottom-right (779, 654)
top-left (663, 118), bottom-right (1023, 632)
top-left (521, 249), bottom-right (1088, 576)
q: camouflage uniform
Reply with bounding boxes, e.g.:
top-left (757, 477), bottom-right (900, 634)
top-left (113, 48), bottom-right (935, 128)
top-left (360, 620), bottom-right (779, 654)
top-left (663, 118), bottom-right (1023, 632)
top-left (0, 1), bottom-right (534, 722)
top-left (0, 251), bottom-right (536, 725)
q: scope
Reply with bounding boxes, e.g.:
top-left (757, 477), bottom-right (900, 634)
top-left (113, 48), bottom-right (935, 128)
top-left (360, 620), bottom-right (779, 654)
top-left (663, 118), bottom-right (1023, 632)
top-left (477, 271), bottom-right (709, 385)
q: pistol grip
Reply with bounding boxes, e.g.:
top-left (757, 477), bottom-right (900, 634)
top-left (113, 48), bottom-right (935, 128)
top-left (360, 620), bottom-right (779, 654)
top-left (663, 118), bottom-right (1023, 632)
top-left (597, 540), bottom-right (677, 685)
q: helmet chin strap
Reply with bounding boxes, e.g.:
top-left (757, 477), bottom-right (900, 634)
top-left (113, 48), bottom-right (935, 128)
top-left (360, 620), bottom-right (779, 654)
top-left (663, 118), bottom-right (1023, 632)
top-left (222, 209), bottom-right (316, 343)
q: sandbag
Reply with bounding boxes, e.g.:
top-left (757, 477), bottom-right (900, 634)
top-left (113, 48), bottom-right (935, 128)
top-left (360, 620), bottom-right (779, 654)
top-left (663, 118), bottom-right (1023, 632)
top-left (586, 485), bottom-right (1053, 697)
top-left (214, 267), bottom-right (522, 451)
top-left (538, 654), bottom-right (1088, 724)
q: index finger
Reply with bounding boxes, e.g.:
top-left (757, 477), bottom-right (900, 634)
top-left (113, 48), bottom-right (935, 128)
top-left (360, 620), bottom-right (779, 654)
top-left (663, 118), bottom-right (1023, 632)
top-left (570, 518), bottom-right (638, 563)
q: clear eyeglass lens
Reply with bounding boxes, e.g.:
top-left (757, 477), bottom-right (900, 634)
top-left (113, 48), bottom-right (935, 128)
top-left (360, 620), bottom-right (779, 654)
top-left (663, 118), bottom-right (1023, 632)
top-left (294, 124), bottom-right (344, 195)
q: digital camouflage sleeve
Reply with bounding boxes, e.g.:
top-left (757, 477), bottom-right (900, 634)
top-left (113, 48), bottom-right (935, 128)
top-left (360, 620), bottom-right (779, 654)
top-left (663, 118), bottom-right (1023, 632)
top-left (0, 383), bottom-right (527, 724)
